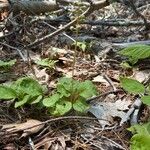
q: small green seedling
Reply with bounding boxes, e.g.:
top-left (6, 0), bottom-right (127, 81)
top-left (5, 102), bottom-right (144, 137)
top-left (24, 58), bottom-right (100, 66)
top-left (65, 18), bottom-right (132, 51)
top-left (35, 58), bottom-right (57, 69)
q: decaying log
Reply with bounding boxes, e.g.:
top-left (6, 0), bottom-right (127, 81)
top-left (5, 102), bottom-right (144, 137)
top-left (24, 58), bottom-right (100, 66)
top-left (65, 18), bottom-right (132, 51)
top-left (0, 0), bottom-right (110, 15)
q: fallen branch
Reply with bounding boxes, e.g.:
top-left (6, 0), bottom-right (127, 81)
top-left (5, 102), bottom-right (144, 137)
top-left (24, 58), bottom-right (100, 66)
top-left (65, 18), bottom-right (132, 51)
top-left (84, 19), bottom-right (150, 27)
top-left (25, 6), bottom-right (91, 48)
top-left (1, 0), bottom-right (110, 15)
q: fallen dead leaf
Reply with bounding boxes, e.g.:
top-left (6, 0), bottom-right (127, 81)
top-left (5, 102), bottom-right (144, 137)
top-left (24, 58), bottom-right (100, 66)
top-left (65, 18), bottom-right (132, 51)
top-left (133, 69), bottom-right (150, 83)
top-left (88, 99), bottom-right (132, 127)
top-left (92, 75), bottom-right (109, 86)
top-left (2, 119), bottom-right (44, 138)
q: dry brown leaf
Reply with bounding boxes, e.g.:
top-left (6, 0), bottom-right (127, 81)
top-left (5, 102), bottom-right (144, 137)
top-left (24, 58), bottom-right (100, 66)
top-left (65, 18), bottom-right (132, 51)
top-left (2, 119), bottom-right (44, 138)
top-left (133, 69), bottom-right (150, 83)
top-left (33, 66), bottom-right (50, 83)
top-left (92, 75), bottom-right (109, 86)
top-left (35, 137), bottom-right (54, 149)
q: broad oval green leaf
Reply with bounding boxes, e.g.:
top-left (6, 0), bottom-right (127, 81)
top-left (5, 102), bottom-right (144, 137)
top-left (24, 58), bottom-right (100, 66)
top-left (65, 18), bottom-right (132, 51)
top-left (119, 45), bottom-right (150, 65)
top-left (130, 134), bottom-right (150, 150)
top-left (31, 95), bottom-right (43, 104)
top-left (120, 77), bottom-right (145, 94)
top-left (52, 100), bottom-right (72, 116)
top-left (141, 96), bottom-right (150, 106)
top-left (79, 80), bottom-right (97, 98)
top-left (15, 95), bottom-right (31, 108)
top-left (73, 99), bottom-right (89, 113)
top-left (43, 94), bottom-right (60, 107)
top-left (0, 85), bottom-right (17, 99)
top-left (12, 77), bottom-right (43, 97)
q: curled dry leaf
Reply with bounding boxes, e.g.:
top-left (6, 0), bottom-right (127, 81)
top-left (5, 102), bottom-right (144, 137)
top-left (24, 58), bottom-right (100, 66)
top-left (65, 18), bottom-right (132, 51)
top-left (1, 119), bottom-right (44, 138)
top-left (88, 99), bottom-right (132, 127)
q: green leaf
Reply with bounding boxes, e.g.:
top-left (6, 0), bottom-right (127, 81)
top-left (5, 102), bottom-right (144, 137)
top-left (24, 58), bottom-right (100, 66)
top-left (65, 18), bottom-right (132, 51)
top-left (43, 94), bottom-right (60, 107)
top-left (57, 78), bottom-right (74, 91)
top-left (73, 42), bottom-right (87, 52)
top-left (52, 100), bottom-right (72, 116)
top-left (35, 58), bottom-right (57, 68)
top-left (0, 59), bottom-right (16, 68)
top-left (119, 45), bottom-right (150, 65)
top-left (15, 95), bottom-right (31, 108)
top-left (79, 80), bottom-right (97, 98)
top-left (12, 77), bottom-right (43, 97)
top-left (128, 123), bottom-right (150, 135)
top-left (128, 122), bottom-right (150, 150)
top-left (30, 95), bottom-right (43, 104)
top-left (0, 85), bottom-right (17, 99)
top-left (120, 62), bottom-right (132, 69)
top-left (130, 134), bottom-right (150, 150)
top-left (73, 99), bottom-right (89, 112)
top-left (120, 77), bottom-right (145, 94)
top-left (57, 84), bottom-right (71, 98)
top-left (141, 96), bottom-right (150, 106)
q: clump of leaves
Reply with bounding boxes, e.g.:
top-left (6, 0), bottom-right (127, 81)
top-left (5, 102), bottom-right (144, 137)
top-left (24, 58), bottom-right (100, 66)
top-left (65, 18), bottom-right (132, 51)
top-left (43, 77), bottom-right (98, 116)
top-left (0, 59), bottom-right (16, 70)
top-left (120, 77), bottom-right (150, 106)
top-left (128, 122), bottom-right (150, 150)
top-left (119, 44), bottom-right (150, 65)
top-left (120, 77), bottom-right (150, 149)
top-left (0, 77), bottom-right (44, 108)
top-left (35, 58), bottom-right (57, 69)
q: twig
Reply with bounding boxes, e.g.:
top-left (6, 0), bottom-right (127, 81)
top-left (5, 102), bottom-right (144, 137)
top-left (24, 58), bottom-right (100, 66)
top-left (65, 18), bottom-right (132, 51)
top-left (127, 0), bottom-right (149, 30)
top-left (103, 74), bottom-right (117, 91)
top-left (25, 7), bottom-right (91, 49)
top-left (0, 42), bottom-right (26, 61)
top-left (87, 89), bottom-right (122, 102)
top-left (3, 116), bottom-right (107, 135)
top-left (83, 19), bottom-right (150, 27)
top-left (42, 21), bottom-right (76, 42)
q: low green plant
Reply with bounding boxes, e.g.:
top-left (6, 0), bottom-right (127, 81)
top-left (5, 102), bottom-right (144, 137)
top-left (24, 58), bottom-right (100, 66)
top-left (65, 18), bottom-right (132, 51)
top-left (43, 77), bottom-right (98, 116)
top-left (35, 58), bottom-right (57, 69)
top-left (120, 77), bottom-right (150, 106)
top-left (120, 77), bottom-right (150, 149)
top-left (72, 41), bottom-right (87, 52)
top-left (128, 122), bottom-right (150, 150)
top-left (0, 77), bottom-right (44, 108)
top-left (0, 59), bottom-right (16, 70)
top-left (0, 77), bottom-right (97, 115)
top-left (119, 44), bottom-right (150, 65)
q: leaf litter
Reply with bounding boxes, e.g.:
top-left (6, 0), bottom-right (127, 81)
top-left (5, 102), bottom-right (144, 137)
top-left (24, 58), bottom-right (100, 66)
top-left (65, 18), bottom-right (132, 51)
top-left (0, 1), bottom-right (150, 149)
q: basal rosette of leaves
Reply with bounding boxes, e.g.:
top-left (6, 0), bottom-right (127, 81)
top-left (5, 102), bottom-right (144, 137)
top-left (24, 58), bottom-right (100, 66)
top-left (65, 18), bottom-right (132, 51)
top-left (0, 77), bottom-right (44, 108)
top-left (43, 78), bottom-right (98, 116)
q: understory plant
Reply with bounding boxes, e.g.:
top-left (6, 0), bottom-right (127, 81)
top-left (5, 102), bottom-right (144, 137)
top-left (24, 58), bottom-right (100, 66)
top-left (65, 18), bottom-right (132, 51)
top-left (0, 59), bottom-right (16, 70)
top-left (120, 77), bottom-right (150, 149)
top-left (119, 44), bottom-right (150, 65)
top-left (43, 77), bottom-right (97, 116)
top-left (128, 122), bottom-right (150, 150)
top-left (0, 77), bottom-right (44, 108)
top-left (0, 77), bottom-right (97, 115)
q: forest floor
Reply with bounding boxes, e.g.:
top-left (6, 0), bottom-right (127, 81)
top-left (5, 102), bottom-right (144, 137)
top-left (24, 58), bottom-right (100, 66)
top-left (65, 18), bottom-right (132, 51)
top-left (0, 1), bottom-right (150, 149)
